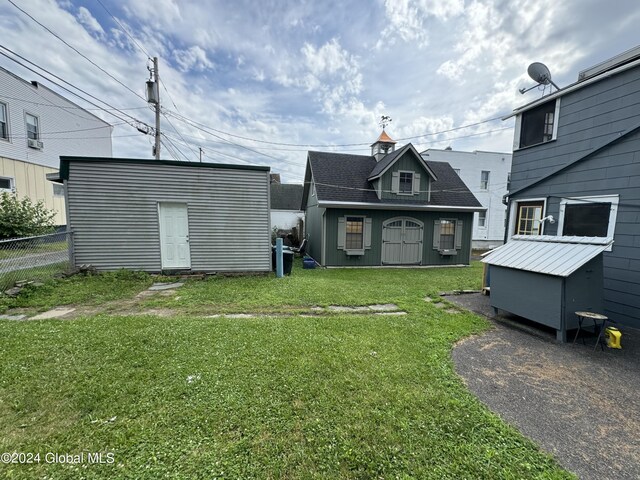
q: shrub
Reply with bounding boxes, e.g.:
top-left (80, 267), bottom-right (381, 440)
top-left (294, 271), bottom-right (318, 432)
top-left (0, 192), bottom-right (56, 240)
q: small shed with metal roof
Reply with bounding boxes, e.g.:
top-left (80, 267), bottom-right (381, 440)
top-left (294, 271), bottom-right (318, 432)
top-left (482, 235), bottom-right (613, 341)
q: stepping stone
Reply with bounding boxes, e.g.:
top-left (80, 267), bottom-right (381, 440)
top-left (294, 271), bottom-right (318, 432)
top-left (31, 307), bottom-right (75, 320)
top-left (310, 306), bottom-right (324, 312)
top-left (433, 302), bottom-right (447, 308)
top-left (224, 313), bottom-right (255, 318)
top-left (0, 314), bottom-right (27, 320)
top-left (148, 282), bottom-right (184, 291)
top-left (423, 297), bottom-right (433, 302)
top-left (375, 311), bottom-right (407, 316)
top-left (328, 306), bottom-right (356, 312)
top-left (445, 309), bottom-right (460, 314)
top-left (368, 304), bottom-right (399, 311)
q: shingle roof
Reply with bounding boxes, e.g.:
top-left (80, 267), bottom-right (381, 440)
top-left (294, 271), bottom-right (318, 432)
top-left (482, 235), bottom-right (613, 277)
top-left (368, 144), bottom-right (409, 179)
top-left (307, 148), bottom-right (481, 208)
top-left (270, 183), bottom-right (304, 210)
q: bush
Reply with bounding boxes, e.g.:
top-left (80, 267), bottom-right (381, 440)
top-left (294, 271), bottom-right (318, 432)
top-left (0, 192), bottom-right (56, 240)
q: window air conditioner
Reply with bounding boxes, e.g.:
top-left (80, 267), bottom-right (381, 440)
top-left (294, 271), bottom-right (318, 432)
top-left (27, 139), bottom-right (43, 149)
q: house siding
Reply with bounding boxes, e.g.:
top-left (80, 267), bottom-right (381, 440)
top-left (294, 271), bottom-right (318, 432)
top-left (380, 154), bottom-right (430, 201)
top-left (304, 185), bottom-right (324, 262)
top-left (66, 161), bottom-right (270, 272)
top-left (323, 208), bottom-right (472, 266)
top-left (510, 67), bottom-right (640, 193)
top-left (510, 126), bottom-right (640, 328)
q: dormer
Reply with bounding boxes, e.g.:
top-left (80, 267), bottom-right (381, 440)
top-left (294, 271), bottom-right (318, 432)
top-left (370, 130), bottom-right (397, 161)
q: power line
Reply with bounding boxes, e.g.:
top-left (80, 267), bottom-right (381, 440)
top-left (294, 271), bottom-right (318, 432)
top-left (0, 46), bottom-right (150, 131)
top-left (7, 0), bottom-right (146, 104)
top-left (95, 0), bottom-right (151, 59)
top-left (0, 94), bottom-right (148, 111)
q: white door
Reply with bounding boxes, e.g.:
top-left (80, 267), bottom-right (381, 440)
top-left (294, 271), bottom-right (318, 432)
top-left (382, 218), bottom-right (423, 265)
top-left (158, 203), bottom-right (191, 269)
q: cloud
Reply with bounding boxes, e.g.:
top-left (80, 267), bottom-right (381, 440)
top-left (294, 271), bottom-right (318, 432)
top-left (173, 45), bottom-right (213, 72)
top-left (76, 6), bottom-right (104, 37)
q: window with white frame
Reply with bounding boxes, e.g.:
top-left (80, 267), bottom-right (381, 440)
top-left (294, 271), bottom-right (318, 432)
top-left (514, 201), bottom-right (544, 235)
top-left (519, 99), bottom-right (557, 148)
top-left (399, 171), bottom-right (413, 194)
top-left (439, 220), bottom-right (456, 249)
top-left (480, 171), bottom-right (490, 190)
top-left (478, 211), bottom-right (487, 228)
top-left (558, 195), bottom-right (618, 239)
top-left (0, 176), bottom-right (14, 191)
top-left (26, 113), bottom-right (39, 141)
top-left (0, 102), bottom-right (8, 140)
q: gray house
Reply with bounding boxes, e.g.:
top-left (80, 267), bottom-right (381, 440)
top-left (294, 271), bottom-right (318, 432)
top-left (302, 131), bottom-right (484, 267)
top-left (504, 46), bottom-right (640, 328)
top-left (52, 157), bottom-right (271, 273)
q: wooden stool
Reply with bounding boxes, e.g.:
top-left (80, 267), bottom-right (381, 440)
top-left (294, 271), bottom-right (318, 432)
top-left (573, 311), bottom-right (609, 351)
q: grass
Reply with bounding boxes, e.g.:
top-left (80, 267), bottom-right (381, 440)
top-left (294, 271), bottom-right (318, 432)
top-left (0, 264), bottom-right (574, 479)
top-left (0, 240), bottom-right (68, 260)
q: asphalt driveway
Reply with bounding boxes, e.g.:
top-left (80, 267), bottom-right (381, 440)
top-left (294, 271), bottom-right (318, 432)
top-left (448, 293), bottom-right (640, 480)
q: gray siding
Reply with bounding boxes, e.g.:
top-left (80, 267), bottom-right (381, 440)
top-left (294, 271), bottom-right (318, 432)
top-left (380, 154), bottom-right (430, 201)
top-left (67, 161), bottom-right (270, 272)
top-left (511, 67), bottom-right (640, 193)
top-left (511, 124), bottom-right (640, 328)
top-left (304, 184), bottom-right (324, 262)
top-left (323, 208), bottom-right (472, 266)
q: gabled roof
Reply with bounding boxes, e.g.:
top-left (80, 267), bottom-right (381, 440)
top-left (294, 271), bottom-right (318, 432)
top-left (368, 143), bottom-right (437, 181)
top-left (270, 183), bottom-right (303, 210)
top-left (304, 147), bottom-right (481, 209)
top-left (482, 235), bottom-right (613, 277)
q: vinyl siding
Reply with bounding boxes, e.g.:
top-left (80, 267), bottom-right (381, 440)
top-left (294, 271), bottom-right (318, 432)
top-left (510, 127), bottom-right (640, 328)
top-left (510, 66), bottom-right (640, 193)
top-left (67, 161), bottom-right (270, 272)
top-left (380, 154), bottom-right (430, 201)
top-left (304, 184), bottom-right (324, 262)
top-left (323, 208), bottom-right (472, 266)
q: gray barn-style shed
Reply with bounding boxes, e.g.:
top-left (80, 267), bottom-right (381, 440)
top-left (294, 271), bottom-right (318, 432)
top-left (53, 157), bottom-right (271, 273)
top-left (483, 236), bottom-right (613, 341)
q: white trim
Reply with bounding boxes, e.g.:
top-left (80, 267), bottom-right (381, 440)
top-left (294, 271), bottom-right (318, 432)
top-left (513, 98), bottom-right (559, 151)
top-left (503, 55), bottom-right (640, 120)
top-left (552, 96), bottom-right (561, 140)
top-left (397, 170), bottom-right (414, 195)
top-left (557, 194), bottom-right (619, 251)
top-left (0, 176), bottom-right (15, 192)
top-left (507, 197), bottom-right (547, 240)
top-left (0, 101), bottom-right (9, 142)
top-left (319, 201), bottom-right (485, 212)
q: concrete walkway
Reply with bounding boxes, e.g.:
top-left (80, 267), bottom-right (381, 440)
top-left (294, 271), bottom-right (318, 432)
top-left (448, 293), bottom-right (640, 480)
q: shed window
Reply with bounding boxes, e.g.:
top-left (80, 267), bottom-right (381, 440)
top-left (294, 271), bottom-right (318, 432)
top-left (399, 172), bottom-right (413, 193)
top-left (345, 217), bottom-right (364, 250)
top-left (53, 183), bottom-right (65, 197)
top-left (440, 220), bottom-right (455, 249)
top-left (432, 218), bottom-right (463, 255)
top-left (0, 103), bottom-right (7, 140)
top-left (519, 100), bottom-right (556, 148)
top-left (26, 113), bottom-right (39, 140)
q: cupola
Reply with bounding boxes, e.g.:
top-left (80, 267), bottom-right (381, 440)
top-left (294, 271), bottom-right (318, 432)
top-left (370, 130), bottom-right (397, 161)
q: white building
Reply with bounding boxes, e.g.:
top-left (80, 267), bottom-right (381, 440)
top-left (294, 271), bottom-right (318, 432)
top-left (0, 66), bottom-right (112, 225)
top-left (270, 183), bottom-right (304, 238)
top-left (421, 148), bottom-right (512, 249)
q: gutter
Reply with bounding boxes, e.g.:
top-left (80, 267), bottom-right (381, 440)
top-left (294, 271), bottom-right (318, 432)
top-left (318, 201), bottom-right (485, 212)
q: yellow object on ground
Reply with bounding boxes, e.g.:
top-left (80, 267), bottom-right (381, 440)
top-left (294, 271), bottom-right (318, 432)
top-left (605, 327), bottom-right (622, 349)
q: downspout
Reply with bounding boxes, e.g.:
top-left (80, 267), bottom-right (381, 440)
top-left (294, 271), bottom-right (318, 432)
top-left (502, 193), bottom-right (510, 244)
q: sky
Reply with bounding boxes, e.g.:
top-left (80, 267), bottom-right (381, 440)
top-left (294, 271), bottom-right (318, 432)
top-left (0, 0), bottom-right (638, 182)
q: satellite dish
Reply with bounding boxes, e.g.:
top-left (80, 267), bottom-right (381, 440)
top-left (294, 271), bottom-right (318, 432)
top-left (528, 62), bottom-right (552, 85)
top-left (519, 62), bottom-right (560, 94)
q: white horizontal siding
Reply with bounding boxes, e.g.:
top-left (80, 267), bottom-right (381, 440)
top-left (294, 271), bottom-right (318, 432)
top-left (67, 161), bottom-right (270, 272)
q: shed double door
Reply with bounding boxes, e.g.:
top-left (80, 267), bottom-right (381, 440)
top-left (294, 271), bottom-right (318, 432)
top-left (382, 218), bottom-right (423, 265)
top-left (158, 203), bottom-right (191, 269)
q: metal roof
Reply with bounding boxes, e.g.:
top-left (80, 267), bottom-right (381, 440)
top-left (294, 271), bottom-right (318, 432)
top-left (481, 235), bottom-right (613, 277)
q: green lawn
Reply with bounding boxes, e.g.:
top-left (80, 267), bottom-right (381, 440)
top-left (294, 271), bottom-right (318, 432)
top-left (0, 264), bottom-right (573, 479)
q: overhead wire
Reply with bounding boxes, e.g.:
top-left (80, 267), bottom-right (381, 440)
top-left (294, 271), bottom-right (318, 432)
top-left (6, 0), bottom-right (146, 104)
top-left (94, 0), bottom-right (151, 59)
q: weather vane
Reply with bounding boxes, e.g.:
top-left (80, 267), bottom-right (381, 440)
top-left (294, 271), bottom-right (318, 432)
top-left (379, 115), bottom-right (392, 130)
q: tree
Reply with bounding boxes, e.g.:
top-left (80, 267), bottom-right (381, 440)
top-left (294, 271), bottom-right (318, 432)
top-left (0, 192), bottom-right (56, 240)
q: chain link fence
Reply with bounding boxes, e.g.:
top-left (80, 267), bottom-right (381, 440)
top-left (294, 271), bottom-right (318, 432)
top-left (0, 231), bottom-right (72, 291)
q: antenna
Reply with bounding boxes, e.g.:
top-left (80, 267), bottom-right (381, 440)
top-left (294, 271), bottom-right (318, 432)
top-left (519, 62), bottom-right (560, 94)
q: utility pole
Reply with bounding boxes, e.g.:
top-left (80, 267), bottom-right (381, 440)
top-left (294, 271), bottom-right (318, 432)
top-left (153, 57), bottom-right (161, 160)
top-left (146, 57), bottom-right (161, 159)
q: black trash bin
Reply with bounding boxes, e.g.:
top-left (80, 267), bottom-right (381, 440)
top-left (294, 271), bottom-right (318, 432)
top-left (272, 247), bottom-right (294, 275)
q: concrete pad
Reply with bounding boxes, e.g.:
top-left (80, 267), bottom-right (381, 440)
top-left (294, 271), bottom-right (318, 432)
top-left (368, 304), bottom-right (399, 311)
top-left (31, 307), bottom-right (76, 320)
top-left (148, 282), bottom-right (184, 291)
top-left (0, 314), bottom-right (27, 320)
